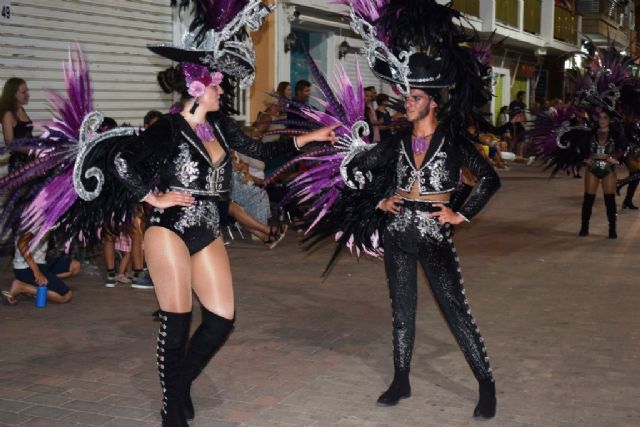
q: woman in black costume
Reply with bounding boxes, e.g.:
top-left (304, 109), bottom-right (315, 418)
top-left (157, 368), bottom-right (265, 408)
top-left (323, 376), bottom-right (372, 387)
top-left (113, 2), bottom-right (337, 426)
top-left (578, 110), bottom-right (626, 238)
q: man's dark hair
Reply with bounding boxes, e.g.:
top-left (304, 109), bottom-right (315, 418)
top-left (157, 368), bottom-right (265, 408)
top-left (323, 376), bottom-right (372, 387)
top-left (517, 90), bottom-right (526, 98)
top-left (364, 86), bottom-right (376, 92)
top-left (294, 80), bottom-right (311, 94)
top-left (99, 117), bottom-right (117, 132)
top-left (376, 93), bottom-right (389, 106)
top-left (144, 110), bottom-right (163, 126)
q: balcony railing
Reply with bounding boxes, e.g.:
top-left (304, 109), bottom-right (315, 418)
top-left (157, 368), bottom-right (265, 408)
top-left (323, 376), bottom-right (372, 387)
top-left (554, 5), bottom-right (577, 43)
top-left (523, 0), bottom-right (541, 34)
top-left (496, 0), bottom-right (518, 28)
top-left (452, 0), bottom-right (479, 17)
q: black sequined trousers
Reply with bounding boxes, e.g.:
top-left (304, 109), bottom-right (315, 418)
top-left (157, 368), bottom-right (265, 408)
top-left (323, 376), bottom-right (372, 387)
top-left (383, 203), bottom-right (494, 382)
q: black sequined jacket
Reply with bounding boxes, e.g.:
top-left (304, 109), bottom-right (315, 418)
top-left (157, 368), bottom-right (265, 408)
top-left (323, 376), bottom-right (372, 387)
top-left (346, 126), bottom-right (501, 220)
top-left (114, 112), bottom-right (298, 201)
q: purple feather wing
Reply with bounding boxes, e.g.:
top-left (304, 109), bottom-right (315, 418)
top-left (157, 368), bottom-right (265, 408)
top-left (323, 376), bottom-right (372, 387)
top-left (271, 55), bottom-right (370, 240)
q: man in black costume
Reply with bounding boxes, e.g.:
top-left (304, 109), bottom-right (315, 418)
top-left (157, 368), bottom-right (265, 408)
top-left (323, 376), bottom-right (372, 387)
top-left (339, 0), bottom-right (501, 419)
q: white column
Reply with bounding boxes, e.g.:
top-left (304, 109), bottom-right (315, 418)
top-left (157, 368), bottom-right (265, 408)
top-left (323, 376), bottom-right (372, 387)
top-left (540, 0), bottom-right (555, 43)
top-left (275, 2), bottom-right (293, 88)
top-left (518, 0), bottom-right (525, 31)
top-left (479, 0), bottom-right (496, 32)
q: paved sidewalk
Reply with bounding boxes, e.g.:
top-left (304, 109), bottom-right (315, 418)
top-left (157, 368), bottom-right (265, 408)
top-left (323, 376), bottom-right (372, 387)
top-left (1, 164), bottom-right (639, 427)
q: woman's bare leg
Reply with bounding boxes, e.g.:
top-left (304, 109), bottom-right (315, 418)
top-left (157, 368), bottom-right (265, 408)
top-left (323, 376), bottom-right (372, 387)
top-left (228, 202), bottom-right (270, 238)
top-left (131, 212), bottom-right (145, 271)
top-left (103, 233), bottom-right (116, 270)
top-left (144, 226), bottom-right (192, 312)
top-left (118, 251), bottom-right (132, 275)
top-left (190, 237), bottom-right (234, 319)
top-left (56, 259), bottom-right (81, 279)
top-left (9, 279), bottom-right (72, 303)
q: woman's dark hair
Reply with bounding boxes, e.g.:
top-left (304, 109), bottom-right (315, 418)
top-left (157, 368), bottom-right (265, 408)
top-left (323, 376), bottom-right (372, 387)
top-left (0, 78), bottom-right (26, 119)
top-left (276, 81), bottom-right (290, 98)
top-left (157, 64), bottom-right (238, 115)
top-left (157, 64), bottom-right (189, 99)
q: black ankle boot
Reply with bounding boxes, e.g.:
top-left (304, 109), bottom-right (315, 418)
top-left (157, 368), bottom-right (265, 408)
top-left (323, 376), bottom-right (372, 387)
top-left (157, 311), bottom-right (191, 427)
top-left (604, 194), bottom-right (617, 239)
top-left (377, 369), bottom-right (411, 406)
top-left (473, 379), bottom-right (496, 420)
top-left (579, 193), bottom-right (595, 236)
top-left (181, 307), bottom-right (235, 420)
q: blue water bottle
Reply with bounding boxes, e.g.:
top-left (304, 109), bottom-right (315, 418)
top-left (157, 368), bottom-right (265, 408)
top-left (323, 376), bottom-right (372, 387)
top-left (35, 285), bottom-right (47, 308)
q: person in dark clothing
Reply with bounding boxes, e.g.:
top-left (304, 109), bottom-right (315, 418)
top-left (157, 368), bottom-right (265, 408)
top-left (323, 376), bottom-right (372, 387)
top-left (375, 93), bottom-right (393, 141)
top-left (0, 78), bottom-right (34, 172)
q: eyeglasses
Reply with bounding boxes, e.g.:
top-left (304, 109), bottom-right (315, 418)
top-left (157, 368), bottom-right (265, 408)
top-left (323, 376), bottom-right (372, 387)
top-left (404, 95), bottom-right (426, 104)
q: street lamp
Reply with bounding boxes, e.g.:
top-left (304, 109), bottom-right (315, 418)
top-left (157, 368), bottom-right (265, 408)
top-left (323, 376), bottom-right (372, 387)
top-left (284, 32), bottom-right (297, 53)
top-left (338, 40), bottom-right (351, 60)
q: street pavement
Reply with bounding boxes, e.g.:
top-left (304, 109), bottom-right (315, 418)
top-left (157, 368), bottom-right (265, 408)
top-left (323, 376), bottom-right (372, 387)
top-left (1, 163), bottom-right (639, 427)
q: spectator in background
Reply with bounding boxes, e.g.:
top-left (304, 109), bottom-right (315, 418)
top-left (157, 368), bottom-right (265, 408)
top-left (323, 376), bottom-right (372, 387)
top-left (287, 80), bottom-right (312, 122)
top-left (1, 78), bottom-right (34, 172)
top-left (375, 93), bottom-right (393, 141)
top-left (364, 86), bottom-right (381, 142)
top-left (144, 110), bottom-right (163, 128)
top-left (2, 233), bottom-right (80, 305)
top-left (250, 92), bottom-right (287, 180)
top-left (509, 90), bottom-right (526, 117)
top-left (507, 92), bottom-right (533, 164)
top-left (496, 106), bottom-right (509, 127)
top-left (277, 81), bottom-right (291, 100)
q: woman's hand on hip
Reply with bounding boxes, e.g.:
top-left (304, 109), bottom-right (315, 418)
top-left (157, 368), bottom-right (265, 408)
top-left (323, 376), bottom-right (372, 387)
top-left (145, 191), bottom-right (195, 209)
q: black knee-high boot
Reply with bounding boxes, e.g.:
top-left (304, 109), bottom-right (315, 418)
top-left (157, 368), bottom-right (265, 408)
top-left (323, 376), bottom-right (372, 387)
top-left (623, 180), bottom-right (639, 209)
top-left (604, 194), bottom-right (617, 239)
top-left (181, 307), bottom-right (234, 420)
top-left (579, 193), bottom-right (596, 236)
top-left (157, 311), bottom-right (192, 427)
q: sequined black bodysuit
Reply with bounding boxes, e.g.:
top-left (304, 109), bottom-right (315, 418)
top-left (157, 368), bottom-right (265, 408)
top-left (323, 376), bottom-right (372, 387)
top-left (114, 113), bottom-right (298, 255)
top-left (588, 135), bottom-right (616, 179)
top-left (347, 127), bottom-right (500, 384)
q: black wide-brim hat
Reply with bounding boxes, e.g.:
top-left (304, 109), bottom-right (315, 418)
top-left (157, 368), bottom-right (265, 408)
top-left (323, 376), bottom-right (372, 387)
top-left (372, 52), bottom-right (456, 90)
top-left (147, 44), bottom-right (254, 79)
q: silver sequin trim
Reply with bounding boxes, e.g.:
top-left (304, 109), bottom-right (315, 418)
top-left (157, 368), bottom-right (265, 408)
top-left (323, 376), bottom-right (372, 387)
top-left (174, 200), bottom-right (220, 234)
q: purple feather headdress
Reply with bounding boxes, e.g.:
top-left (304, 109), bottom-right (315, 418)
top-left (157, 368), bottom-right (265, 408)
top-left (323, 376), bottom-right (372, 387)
top-left (152, 0), bottom-right (273, 89)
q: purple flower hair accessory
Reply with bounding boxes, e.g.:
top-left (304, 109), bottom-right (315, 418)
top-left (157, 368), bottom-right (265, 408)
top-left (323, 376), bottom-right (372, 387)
top-left (188, 81), bottom-right (206, 97)
top-left (183, 62), bottom-right (213, 87)
top-left (210, 71), bottom-right (223, 86)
